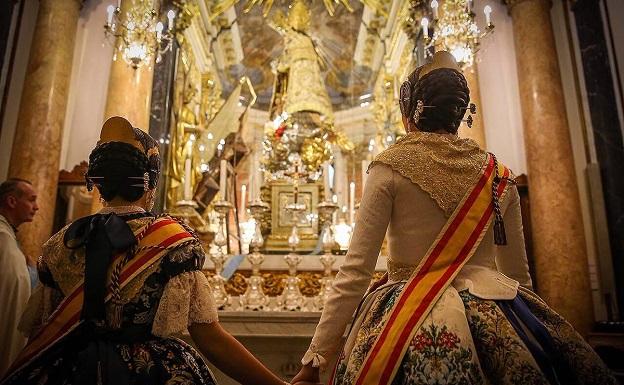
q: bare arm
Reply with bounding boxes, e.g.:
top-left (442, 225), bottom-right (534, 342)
top-left (189, 321), bottom-right (285, 385)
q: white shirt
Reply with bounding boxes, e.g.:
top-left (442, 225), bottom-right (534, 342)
top-left (0, 214), bottom-right (31, 377)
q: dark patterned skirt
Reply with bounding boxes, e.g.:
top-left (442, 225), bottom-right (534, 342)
top-left (332, 283), bottom-right (616, 385)
top-left (2, 333), bottom-right (217, 385)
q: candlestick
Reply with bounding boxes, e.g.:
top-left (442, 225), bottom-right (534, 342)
top-left (184, 158), bottom-right (192, 201)
top-left (219, 159), bottom-right (227, 200)
top-left (349, 182), bottom-right (355, 227)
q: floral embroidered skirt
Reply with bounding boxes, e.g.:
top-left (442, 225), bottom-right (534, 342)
top-left (3, 336), bottom-right (217, 385)
top-left (332, 283), bottom-right (616, 385)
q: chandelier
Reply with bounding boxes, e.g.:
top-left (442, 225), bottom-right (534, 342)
top-left (104, 1), bottom-right (177, 69)
top-left (405, 0), bottom-right (493, 69)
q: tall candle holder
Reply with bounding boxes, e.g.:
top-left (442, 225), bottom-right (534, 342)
top-left (279, 217), bottom-right (305, 311)
top-left (210, 199), bottom-right (232, 309)
top-left (240, 199), bottom-right (270, 310)
top-left (314, 200), bottom-right (339, 311)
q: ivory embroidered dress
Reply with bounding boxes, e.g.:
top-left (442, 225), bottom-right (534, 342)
top-left (2, 208), bottom-right (219, 385)
top-left (302, 131), bottom-right (615, 385)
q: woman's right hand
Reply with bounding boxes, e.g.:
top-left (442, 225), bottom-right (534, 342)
top-left (291, 363), bottom-right (320, 384)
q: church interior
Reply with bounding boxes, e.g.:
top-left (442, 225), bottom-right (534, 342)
top-left (1, 0), bottom-right (623, 383)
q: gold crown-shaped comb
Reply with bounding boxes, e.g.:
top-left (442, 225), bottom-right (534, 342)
top-left (98, 116), bottom-right (144, 152)
top-left (418, 51), bottom-right (462, 80)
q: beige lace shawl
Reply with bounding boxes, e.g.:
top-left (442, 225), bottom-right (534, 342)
top-left (370, 131), bottom-right (488, 217)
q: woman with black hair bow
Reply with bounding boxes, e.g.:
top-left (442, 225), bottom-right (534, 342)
top-left (2, 117), bottom-right (316, 385)
top-left (293, 52), bottom-right (615, 385)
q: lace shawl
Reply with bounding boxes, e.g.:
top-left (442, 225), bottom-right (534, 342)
top-left (370, 131), bottom-right (488, 217)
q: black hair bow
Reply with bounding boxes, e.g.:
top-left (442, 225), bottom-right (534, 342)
top-left (63, 213), bottom-right (137, 322)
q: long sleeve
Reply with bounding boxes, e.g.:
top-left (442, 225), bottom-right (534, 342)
top-left (495, 186), bottom-right (533, 289)
top-left (303, 164), bottom-right (394, 370)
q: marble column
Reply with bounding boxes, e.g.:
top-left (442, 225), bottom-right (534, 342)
top-left (507, 0), bottom-right (593, 335)
top-left (7, 0), bottom-right (81, 259)
top-left (459, 63), bottom-right (487, 148)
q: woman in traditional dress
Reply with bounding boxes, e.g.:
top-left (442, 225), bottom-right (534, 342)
top-left (292, 51), bottom-right (616, 385)
top-left (1, 117), bottom-right (313, 385)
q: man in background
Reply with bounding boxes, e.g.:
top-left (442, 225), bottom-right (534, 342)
top-left (0, 178), bottom-right (38, 377)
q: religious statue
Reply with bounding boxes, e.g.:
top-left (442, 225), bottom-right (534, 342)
top-left (263, 0), bottom-right (353, 175)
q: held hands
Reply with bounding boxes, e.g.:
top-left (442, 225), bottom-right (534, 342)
top-left (290, 363), bottom-right (321, 385)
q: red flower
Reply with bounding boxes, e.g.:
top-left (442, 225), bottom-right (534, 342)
top-left (438, 331), bottom-right (460, 349)
top-left (275, 124), bottom-right (286, 138)
top-left (412, 333), bottom-right (433, 350)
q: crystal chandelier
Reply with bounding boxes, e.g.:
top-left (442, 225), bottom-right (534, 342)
top-left (104, 0), bottom-right (177, 69)
top-left (405, 0), bottom-right (493, 69)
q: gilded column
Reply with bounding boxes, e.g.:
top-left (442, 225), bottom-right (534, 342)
top-left (507, 0), bottom-right (593, 335)
top-left (103, 0), bottom-right (154, 130)
top-left (8, 0), bottom-right (81, 259)
top-left (460, 64), bottom-right (487, 148)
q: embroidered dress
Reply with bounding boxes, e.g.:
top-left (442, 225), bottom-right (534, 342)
top-left (302, 131), bottom-right (615, 385)
top-left (2, 208), bottom-right (218, 385)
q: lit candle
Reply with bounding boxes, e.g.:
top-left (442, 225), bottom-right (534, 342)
top-left (167, 9), bottom-right (176, 31)
top-left (421, 18), bottom-right (429, 38)
top-left (155, 22), bottom-right (163, 41)
top-left (184, 158), bottom-right (192, 201)
top-left (240, 184), bottom-right (247, 220)
top-left (484, 5), bottom-right (492, 26)
top-left (431, 0), bottom-right (439, 19)
top-left (220, 159), bottom-right (227, 201)
top-left (323, 162), bottom-right (331, 200)
top-left (106, 5), bottom-right (115, 25)
top-left (361, 160), bottom-right (369, 191)
top-left (349, 182), bottom-right (355, 226)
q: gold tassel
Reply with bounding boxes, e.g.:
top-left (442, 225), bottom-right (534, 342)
top-left (108, 299), bottom-right (124, 329)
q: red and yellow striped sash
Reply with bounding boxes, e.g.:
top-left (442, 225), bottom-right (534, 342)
top-left (353, 154), bottom-right (511, 385)
top-left (6, 216), bottom-right (194, 376)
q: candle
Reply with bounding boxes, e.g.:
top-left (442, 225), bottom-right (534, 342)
top-left (361, 160), bottom-right (369, 191)
top-left (484, 5), bottom-right (492, 26)
top-left (349, 182), bottom-right (355, 226)
top-left (167, 9), bottom-right (176, 31)
top-left (220, 159), bottom-right (227, 201)
top-left (323, 162), bottom-right (331, 200)
top-left (431, 0), bottom-right (439, 19)
top-left (155, 22), bottom-right (163, 41)
top-left (466, 0), bottom-right (472, 12)
top-left (241, 184), bottom-right (247, 220)
top-left (184, 158), bottom-right (192, 201)
top-left (106, 5), bottom-right (115, 25)
top-left (421, 18), bottom-right (429, 38)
